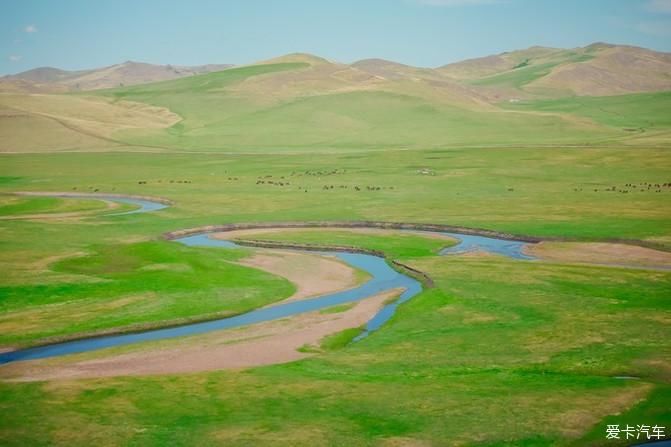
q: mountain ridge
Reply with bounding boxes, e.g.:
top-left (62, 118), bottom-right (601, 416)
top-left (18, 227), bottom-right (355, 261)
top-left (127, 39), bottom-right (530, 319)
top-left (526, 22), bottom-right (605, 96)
top-left (1, 61), bottom-right (234, 92)
top-left (2, 42), bottom-right (670, 99)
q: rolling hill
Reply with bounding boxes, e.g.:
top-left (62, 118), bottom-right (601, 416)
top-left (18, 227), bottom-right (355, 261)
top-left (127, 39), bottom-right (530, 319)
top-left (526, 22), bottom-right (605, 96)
top-left (96, 54), bottom-right (615, 151)
top-left (1, 43), bottom-right (669, 152)
top-left (0, 61), bottom-right (234, 92)
top-left (439, 43), bottom-right (671, 98)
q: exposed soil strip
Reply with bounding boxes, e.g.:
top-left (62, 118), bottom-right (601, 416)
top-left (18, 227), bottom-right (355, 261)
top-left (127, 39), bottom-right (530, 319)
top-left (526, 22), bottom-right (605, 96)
top-left (0, 290), bottom-right (399, 381)
top-left (525, 241), bottom-right (671, 270)
top-left (164, 220), bottom-right (671, 252)
top-left (237, 249), bottom-right (362, 302)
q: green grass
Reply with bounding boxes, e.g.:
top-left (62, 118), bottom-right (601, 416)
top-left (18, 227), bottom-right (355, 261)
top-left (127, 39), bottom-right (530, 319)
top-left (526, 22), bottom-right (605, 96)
top-left (0, 146), bottom-right (668, 349)
top-left (319, 327), bottom-right (362, 351)
top-left (107, 89), bottom-right (618, 151)
top-left (105, 63), bottom-right (309, 98)
top-left (471, 61), bottom-right (560, 88)
top-left (576, 384), bottom-right (671, 446)
top-left (7, 56), bottom-right (670, 154)
top-left (4, 54), bottom-right (668, 154)
top-left (0, 88), bottom-right (669, 444)
top-left (469, 50), bottom-right (595, 90)
top-left (0, 195), bottom-right (108, 216)
top-left (236, 229), bottom-right (455, 259)
top-left (319, 303), bottom-right (355, 314)
top-left (0, 241), bottom-right (295, 347)
top-left (2, 147), bottom-right (669, 243)
top-left (0, 253), bottom-right (668, 446)
top-left (0, 165), bottom-right (668, 444)
top-left (502, 91), bottom-right (671, 130)
top-left (81, 59), bottom-right (632, 151)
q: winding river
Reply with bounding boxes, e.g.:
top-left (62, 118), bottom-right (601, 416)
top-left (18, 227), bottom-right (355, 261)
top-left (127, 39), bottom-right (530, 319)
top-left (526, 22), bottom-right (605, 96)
top-left (50, 193), bottom-right (170, 215)
top-left (0, 195), bottom-right (534, 365)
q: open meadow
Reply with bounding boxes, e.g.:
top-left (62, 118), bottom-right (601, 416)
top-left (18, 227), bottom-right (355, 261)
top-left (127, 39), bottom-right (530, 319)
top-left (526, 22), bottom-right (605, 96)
top-left (0, 34), bottom-right (670, 446)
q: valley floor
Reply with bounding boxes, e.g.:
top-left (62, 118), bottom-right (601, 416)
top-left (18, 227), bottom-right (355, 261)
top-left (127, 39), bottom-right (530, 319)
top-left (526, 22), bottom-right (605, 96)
top-left (0, 147), bottom-right (669, 446)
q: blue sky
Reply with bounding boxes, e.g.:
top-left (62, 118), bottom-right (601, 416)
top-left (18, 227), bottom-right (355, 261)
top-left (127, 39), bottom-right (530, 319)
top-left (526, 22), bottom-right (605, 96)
top-left (2, 0), bottom-right (671, 74)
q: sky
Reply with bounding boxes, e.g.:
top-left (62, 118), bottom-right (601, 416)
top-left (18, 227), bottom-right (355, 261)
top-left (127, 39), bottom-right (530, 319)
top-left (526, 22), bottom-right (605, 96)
top-left (1, 0), bottom-right (671, 75)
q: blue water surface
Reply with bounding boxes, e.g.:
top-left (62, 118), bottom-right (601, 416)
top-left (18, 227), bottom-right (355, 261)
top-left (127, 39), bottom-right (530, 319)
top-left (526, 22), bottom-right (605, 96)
top-left (0, 240), bottom-right (420, 364)
top-left (0, 199), bottom-right (537, 365)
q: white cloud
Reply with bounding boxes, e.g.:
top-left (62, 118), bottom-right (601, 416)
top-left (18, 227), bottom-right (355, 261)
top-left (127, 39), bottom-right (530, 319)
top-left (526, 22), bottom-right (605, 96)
top-left (24, 24), bottom-right (38, 33)
top-left (8, 55), bottom-right (22, 62)
top-left (646, 0), bottom-right (671, 13)
top-left (415, 0), bottom-right (505, 6)
top-left (635, 20), bottom-right (671, 36)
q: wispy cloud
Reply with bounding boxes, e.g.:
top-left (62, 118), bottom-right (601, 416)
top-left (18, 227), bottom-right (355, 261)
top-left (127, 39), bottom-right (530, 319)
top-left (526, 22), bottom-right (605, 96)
top-left (8, 55), bottom-right (22, 62)
top-left (646, 0), bottom-right (671, 13)
top-left (24, 24), bottom-right (38, 33)
top-left (635, 20), bottom-right (671, 36)
top-left (414, 0), bottom-right (506, 6)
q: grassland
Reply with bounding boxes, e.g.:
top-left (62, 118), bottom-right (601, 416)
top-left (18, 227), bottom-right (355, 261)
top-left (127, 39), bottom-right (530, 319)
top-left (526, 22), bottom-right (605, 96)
top-left (232, 229), bottom-right (455, 259)
top-left (468, 50), bottom-right (595, 90)
top-left (1, 52), bottom-right (670, 445)
top-left (1, 145), bottom-right (670, 348)
top-left (0, 238), bottom-right (668, 446)
top-left (0, 93), bottom-right (178, 152)
top-left (2, 146), bottom-right (669, 242)
top-left (0, 195), bottom-right (108, 216)
top-left (92, 62), bottom-right (629, 151)
top-left (4, 57), bottom-right (670, 153)
top-left (0, 144), bottom-right (668, 445)
top-left (502, 91), bottom-right (671, 130)
top-left (0, 241), bottom-right (296, 347)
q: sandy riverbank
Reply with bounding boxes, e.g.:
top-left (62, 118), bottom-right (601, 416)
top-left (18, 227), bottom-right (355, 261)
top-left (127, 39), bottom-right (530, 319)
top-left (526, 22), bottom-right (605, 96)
top-left (0, 289), bottom-right (400, 381)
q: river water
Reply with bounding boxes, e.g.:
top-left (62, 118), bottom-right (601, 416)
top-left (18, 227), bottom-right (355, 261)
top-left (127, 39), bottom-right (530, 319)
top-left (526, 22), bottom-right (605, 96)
top-left (0, 195), bottom-right (534, 365)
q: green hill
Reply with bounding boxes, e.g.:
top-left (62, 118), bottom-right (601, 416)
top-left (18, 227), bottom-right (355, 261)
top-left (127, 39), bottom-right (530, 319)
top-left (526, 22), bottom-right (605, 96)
top-left (439, 43), bottom-right (671, 97)
top-left (2, 46), bottom-right (670, 153)
top-left (94, 57), bottom-right (617, 152)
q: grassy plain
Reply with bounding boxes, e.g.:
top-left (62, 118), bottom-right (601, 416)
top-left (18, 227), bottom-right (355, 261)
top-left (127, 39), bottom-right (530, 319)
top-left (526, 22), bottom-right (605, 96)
top-left (1, 146), bottom-right (670, 348)
top-left (0, 241), bottom-right (295, 347)
top-left (502, 91), bottom-right (671, 130)
top-left (0, 144), bottom-right (669, 445)
top-left (232, 229), bottom-right (456, 259)
top-left (2, 146), bottom-right (670, 240)
top-left (0, 195), bottom-right (108, 216)
top-left (0, 242), bottom-right (668, 446)
top-left (0, 57), bottom-right (670, 445)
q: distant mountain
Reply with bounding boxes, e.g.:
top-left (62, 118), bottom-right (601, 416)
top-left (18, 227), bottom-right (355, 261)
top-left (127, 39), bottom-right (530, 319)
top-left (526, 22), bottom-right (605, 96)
top-left (351, 58), bottom-right (437, 81)
top-left (66, 51), bottom-right (608, 152)
top-left (1, 61), bottom-right (234, 92)
top-left (5, 66), bottom-right (90, 84)
top-left (438, 46), bottom-right (561, 80)
top-left (4, 42), bottom-right (669, 97)
top-left (222, 52), bottom-right (490, 110)
top-left (2, 45), bottom-right (669, 153)
top-left (528, 44), bottom-right (671, 96)
top-left (257, 52), bottom-right (333, 66)
top-left (438, 43), bottom-right (671, 97)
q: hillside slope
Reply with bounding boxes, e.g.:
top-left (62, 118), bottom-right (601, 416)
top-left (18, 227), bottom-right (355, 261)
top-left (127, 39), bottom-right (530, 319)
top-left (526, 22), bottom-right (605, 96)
top-left (1, 61), bottom-right (234, 92)
top-left (0, 94), bottom-right (179, 152)
top-left (94, 54), bottom-right (617, 151)
top-left (439, 43), bottom-right (671, 98)
top-left (2, 44), bottom-right (669, 153)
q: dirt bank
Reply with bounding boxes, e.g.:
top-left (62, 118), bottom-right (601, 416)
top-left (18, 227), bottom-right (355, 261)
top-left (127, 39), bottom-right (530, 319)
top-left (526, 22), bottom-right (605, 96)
top-left (526, 241), bottom-right (671, 269)
top-left (1, 290), bottom-right (400, 381)
top-left (234, 248), bottom-right (364, 302)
